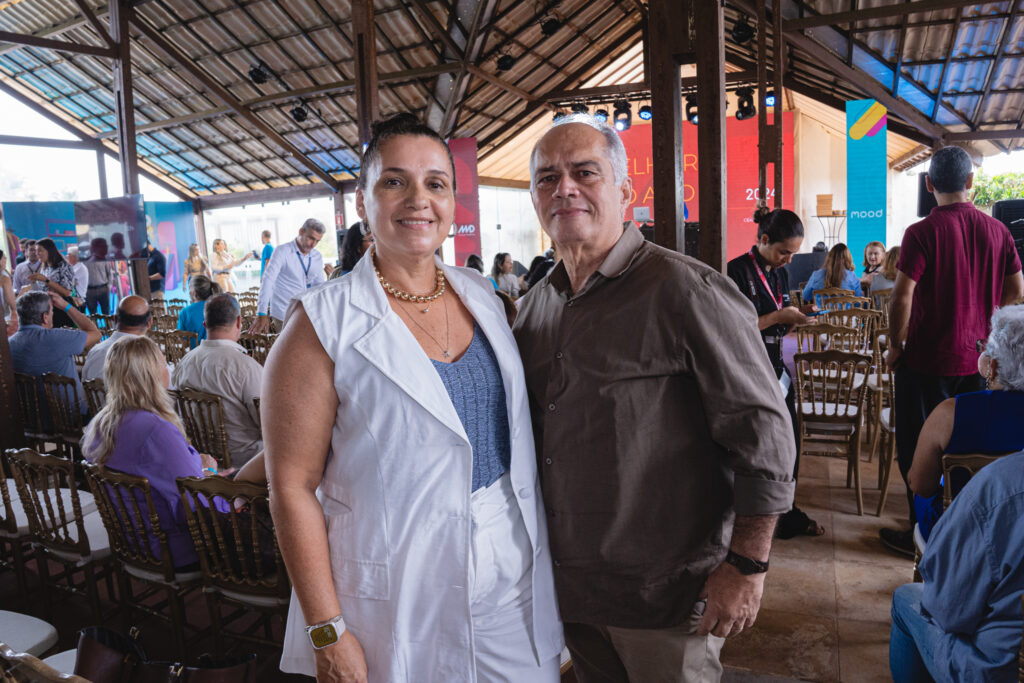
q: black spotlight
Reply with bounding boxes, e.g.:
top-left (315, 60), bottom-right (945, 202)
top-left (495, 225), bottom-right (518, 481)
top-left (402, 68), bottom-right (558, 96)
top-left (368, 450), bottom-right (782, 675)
top-left (496, 52), bottom-right (515, 71)
top-left (638, 104), bottom-right (653, 121)
top-left (248, 63), bottom-right (268, 85)
top-left (735, 87), bottom-right (757, 120)
top-left (570, 102), bottom-right (589, 115)
top-left (731, 15), bottom-right (755, 44)
top-left (541, 15), bottom-right (561, 36)
top-left (685, 94), bottom-right (699, 125)
top-left (291, 104), bottom-right (309, 123)
top-left (594, 108), bottom-right (609, 122)
top-left (613, 100), bottom-right (631, 131)
top-left (764, 90), bottom-right (777, 107)
top-left (553, 110), bottom-right (567, 122)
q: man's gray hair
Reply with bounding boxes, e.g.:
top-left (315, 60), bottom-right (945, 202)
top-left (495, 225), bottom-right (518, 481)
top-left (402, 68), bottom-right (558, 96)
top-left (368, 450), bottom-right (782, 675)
top-left (67, 246), bottom-right (79, 256)
top-left (529, 113), bottom-right (629, 189)
top-left (927, 145), bottom-right (972, 194)
top-left (987, 305), bottom-right (1024, 392)
top-left (16, 291), bottom-right (51, 326)
top-left (301, 218), bottom-right (326, 235)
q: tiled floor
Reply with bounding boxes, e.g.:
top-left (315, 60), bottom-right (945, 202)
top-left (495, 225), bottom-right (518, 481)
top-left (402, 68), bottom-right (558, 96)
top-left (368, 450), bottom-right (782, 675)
top-left (721, 451), bottom-right (914, 682)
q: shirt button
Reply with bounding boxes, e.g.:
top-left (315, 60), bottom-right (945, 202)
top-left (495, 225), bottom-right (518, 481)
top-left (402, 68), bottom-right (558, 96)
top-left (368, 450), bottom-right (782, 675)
top-left (555, 351), bottom-right (563, 359)
top-left (554, 560), bottom-right (561, 567)
top-left (518, 487), bottom-right (532, 499)
top-left (547, 403), bottom-right (556, 411)
top-left (545, 458), bottom-right (553, 465)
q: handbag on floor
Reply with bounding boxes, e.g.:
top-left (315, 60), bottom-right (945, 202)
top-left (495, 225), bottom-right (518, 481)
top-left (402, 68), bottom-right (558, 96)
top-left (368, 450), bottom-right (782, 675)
top-left (73, 627), bottom-right (257, 683)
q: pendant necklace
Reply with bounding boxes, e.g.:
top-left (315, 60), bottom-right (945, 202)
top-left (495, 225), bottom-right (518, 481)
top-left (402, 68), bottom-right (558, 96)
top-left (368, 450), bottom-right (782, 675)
top-left (399, 292), bottom-right (451, 359)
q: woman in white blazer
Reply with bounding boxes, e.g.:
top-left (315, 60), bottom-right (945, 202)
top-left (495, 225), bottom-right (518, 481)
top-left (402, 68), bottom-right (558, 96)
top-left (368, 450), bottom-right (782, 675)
top-left (265, 114), bottom-right (563, 683)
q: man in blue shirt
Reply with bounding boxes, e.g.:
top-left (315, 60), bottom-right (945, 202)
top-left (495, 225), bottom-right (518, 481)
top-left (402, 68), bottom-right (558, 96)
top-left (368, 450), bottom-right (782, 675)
top-left (9, 290), bottom-right (102, 421)
top-left (890, 450), bottom-right (1024, 681)
top-left (146, 241), bottom-right (167, 299)
top-left (259, 230), bottom-right (274, 278)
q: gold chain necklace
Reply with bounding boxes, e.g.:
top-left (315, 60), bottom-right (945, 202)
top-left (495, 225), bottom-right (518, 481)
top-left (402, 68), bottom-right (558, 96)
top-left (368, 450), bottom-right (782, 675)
top-left (374, 260), bottom-right (446, 313)
top-left (397, 294), bottom-right (451, 359)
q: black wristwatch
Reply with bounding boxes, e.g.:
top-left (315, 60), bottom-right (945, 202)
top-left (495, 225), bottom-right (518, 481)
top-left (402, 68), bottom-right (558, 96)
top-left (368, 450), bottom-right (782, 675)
top-left (725, 550), bottom-right (769, 575)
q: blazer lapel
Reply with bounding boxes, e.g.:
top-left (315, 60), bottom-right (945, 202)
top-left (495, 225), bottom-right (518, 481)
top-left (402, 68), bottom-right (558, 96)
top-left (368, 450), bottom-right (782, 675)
top-left (349, 256), bottom-right (468, 442)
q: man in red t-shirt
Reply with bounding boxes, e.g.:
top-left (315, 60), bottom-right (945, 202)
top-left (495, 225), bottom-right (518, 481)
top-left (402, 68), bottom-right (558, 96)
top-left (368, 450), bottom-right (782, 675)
top-left (881, 146), bottom-right (1023, 557)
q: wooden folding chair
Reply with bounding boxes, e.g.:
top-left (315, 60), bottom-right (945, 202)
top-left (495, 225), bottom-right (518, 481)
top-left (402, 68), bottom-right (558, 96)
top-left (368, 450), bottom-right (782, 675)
top-left (177, 476), bottom-right (290, 655)
top-left (238, 333), bottom-right (276, 366)
top-left (0, 460), bottom-right (32, 597)
top-left (41, 373), bottom-right (86, 459)
top-left (172, 389), bottom-right (232, 469)
top-left (794, 323), bottom-right (864, 354)
top-left (822, 308), bottom-right (881, 354)
top-left (871, 288), bottom-right (893, 324)
top-left (84, 464), bottom-right (202, 658)
top-left (793, 350), bottom-right (873, 514)
top-left (13, 373), bottom-right (57, 452)
top-left (82, 379), bottom-right (106, 418)
top-left (818, 295), bottom-right (872, 312)
top-left (810, 287), bottom-right (854, 309)
top-left (5, 449), bottom-right (112, 620)
top-left (164, 330), bottom-right (197, 365)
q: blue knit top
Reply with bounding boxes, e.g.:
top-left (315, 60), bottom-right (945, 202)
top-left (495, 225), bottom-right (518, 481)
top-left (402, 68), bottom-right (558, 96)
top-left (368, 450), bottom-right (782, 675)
top-left (431, 324), bottom-right (511, 491)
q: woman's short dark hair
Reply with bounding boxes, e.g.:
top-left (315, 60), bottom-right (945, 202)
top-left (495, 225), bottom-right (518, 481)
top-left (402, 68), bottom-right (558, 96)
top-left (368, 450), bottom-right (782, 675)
top-left (340, 222), bottom-right (367, 272)
top-left (35, 238), bottom-right (66, 268)
top-left (464, 254), bottom-right (485, 273)
top-left (357, 113), bottom-right (456, 192)
top-left (753, 208), bottom-right (804, 244)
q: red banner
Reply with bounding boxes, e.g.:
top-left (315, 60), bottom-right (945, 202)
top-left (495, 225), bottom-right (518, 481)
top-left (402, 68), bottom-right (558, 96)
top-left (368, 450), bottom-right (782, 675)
top-left (618, 112), bottom-right (794, 259)
top-left (448, 138), bottom-right (481, 266)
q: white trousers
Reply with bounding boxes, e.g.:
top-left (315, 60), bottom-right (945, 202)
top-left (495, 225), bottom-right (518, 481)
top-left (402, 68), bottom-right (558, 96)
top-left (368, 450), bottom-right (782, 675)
top-left (470, 473), bottom-right (560, 683)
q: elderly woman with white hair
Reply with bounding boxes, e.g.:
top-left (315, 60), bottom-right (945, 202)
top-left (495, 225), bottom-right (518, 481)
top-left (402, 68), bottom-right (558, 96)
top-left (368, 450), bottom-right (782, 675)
top-left (907, 304), bottom-right (1024, 541)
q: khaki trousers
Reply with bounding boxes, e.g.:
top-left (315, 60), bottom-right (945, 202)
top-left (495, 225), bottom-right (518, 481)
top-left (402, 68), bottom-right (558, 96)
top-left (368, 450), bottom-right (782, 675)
top-left (565, 601), bottom-right (724, 683)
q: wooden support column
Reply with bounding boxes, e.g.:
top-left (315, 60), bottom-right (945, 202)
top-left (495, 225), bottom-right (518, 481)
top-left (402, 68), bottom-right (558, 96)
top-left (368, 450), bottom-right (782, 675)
top-left (352, 0), bottom-right (379, 145)
top-left (694, 0), bottom-right (727, 271)
top-left (646, 0), bottom-right (688, 252)
top-left (773, 0), bottom-right (784, 205)
top-left (109, 0), bottom-right (139, 196)
top-left (192, 200), bottom-right (208, 258)
top-left (757, 0), bottom-right (785, 210)
top-left (96, 149), bottom-right (108, 199)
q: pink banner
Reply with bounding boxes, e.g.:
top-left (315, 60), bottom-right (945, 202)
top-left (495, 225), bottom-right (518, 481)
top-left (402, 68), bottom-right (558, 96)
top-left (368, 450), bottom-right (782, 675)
top-left (449, 138), bottom-right (481, 266)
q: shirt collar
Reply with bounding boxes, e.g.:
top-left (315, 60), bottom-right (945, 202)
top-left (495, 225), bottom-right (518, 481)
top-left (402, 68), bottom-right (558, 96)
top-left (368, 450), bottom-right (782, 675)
top-left (200, 338), bottom-right (246, 352)
top-left (548, 225), bottom-right (644, 296)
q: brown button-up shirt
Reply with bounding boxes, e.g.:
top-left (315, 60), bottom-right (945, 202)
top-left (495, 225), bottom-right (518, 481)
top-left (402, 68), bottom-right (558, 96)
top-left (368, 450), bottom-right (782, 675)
top-left (513, 226), bottom-right (795, 628)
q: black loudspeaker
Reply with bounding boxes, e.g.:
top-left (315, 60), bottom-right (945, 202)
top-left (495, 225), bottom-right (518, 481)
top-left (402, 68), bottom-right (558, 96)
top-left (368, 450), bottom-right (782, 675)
top-left (683, 222), bottom-right (699, 257)
top-left (992, 199), bottom-right (1024, 241)
top-left (917, 173), bottom-right (938, 218)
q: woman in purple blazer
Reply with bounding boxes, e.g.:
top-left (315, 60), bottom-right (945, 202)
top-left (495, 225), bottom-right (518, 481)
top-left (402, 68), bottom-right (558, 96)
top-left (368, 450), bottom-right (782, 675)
top-left (81, 334), bottom-right (219, 568)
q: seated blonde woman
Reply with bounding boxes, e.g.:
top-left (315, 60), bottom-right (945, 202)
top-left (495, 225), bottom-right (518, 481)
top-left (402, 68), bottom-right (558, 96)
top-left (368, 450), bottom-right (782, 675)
top-left (81, 334), bottom-right (219, 568)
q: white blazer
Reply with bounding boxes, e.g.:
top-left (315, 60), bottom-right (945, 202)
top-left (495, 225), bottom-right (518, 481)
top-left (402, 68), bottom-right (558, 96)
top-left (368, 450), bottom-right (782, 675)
top-left (279, 254), bottom-right (564, 681)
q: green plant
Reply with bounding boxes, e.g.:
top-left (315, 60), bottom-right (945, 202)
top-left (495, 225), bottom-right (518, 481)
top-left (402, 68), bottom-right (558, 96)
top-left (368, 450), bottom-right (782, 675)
top-left (971, 170), bottom-right (1024, 207)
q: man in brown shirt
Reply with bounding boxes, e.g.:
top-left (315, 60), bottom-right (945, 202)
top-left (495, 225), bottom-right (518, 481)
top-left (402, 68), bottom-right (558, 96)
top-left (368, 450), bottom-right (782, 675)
top-left (514, 115), bottom-right (796, 682)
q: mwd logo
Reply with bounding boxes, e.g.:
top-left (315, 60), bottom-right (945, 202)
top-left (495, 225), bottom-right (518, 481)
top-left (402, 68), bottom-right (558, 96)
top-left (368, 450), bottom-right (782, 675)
top-left (456, 224), bottom-right (476, 235)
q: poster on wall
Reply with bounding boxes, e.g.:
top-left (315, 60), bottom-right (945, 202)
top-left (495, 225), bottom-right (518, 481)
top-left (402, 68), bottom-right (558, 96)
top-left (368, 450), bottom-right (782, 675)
top-left (145, 201), bottom-right (197, 298)
top-left (449, 138), bottom-right (482, 266)
top-left (0, 201), bottom-right (76, 252)
top-left (846, 99), bottom-right (887, 272)
top-left (616, 112), bottom-right (795, 260)
top-left (74, 195), bottom-right (146, 261)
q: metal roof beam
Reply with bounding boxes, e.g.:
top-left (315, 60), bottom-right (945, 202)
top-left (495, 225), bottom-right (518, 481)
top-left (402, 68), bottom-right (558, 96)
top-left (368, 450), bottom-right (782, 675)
top-left (543, 70), bottom-right (758, 103)
top-left (195, 180), bottom-right (357, 211)
top-left (70, 0), bottom-right (117, 50)
top-left (440, 0), bottom-right (502, 136)
top-left (130, 15), bottom-right (339, 191)
top-left (0, 30), bottom-right (115, 58)
top-left (930, 8), bottom-right (963, 122)
top-left (0, 134), bottom-right (97, 149)
top-left (783, 0), bottom-right (982, 31)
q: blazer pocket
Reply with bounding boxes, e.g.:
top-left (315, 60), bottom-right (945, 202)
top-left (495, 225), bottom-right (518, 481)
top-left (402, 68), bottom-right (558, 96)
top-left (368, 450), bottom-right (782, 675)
top-left (331, 557), bottom-right (390, 601)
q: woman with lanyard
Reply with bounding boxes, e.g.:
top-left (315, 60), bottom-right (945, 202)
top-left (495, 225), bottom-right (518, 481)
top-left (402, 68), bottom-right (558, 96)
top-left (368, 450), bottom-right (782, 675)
top-left (727, 207), bottom-right (824, 539)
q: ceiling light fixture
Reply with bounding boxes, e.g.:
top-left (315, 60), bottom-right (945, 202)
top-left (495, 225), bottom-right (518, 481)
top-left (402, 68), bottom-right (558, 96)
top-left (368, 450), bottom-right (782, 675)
top-left (613, 100), bottom-right (631, 132)
top-left (594, 108), bottom-right (609, 122)
top-left (638, 104), bottom-right (653, 121)
top-left (731, 15), bottom-right (755, 44)
top-left (764, 90), bottom-right (777, 107)
top-left (248, 63), bottom-right (269, 85)
top-left (496, 52), bottom-right (516, 71)
top-left (685, 94), bottom-right (699, 125)
top-left (291, 103), bottom-right (309, 123)
top-left (540, 15), bottom-right (561, 36)
top-left (570, 102), bottom-right (589, 115)
top-left (735, 87), bottom-right (757, 120)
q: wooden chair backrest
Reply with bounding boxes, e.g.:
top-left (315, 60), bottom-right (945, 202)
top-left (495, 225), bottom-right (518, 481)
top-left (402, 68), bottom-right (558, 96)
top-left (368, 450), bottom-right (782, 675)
top-left (166, 304), bottom-right (184, 317)
top-left (177, 476), bottom-right (290, 602)
top-left (149, 300), bottom-right (167, 317)
top-left (819, 295), bottom-right (872, 312)
top-left (239, 333), bottom-right (276, 365)
top-left (147, 329), bottom-right (168, 355)
top-left (13, 372), bottom-right (47, 436)
top-left (82, 378), bottom-right (106, 417)
top-left (94, 314), bottom-right (117, 341)
top-left (811, 287), bottom-right (854, 309)
top-left (794, 323), bottom-right (865, 354)
top-left (164, 330), bottom-right (197, 365)
top-left (153, 315), bottom-right (177, 333)
top-left (5, 448), bottom-right (92, 558)
top-left (41, 372), bottom-right (85, 437)
top-left (172, 388), bottom-right (232, 469)
top-left (872, 287), bottom-right (893, 312)
top-left (793, 350), bottom-right (872, 423)
top-left (0, 451), bottom-right (19, 536)
top-left (941, 453), bottom-right (1007, 509)
top-left (823, 308), bottom-right (882, 352)
top-left (84, 463), bottom-right (177, 582)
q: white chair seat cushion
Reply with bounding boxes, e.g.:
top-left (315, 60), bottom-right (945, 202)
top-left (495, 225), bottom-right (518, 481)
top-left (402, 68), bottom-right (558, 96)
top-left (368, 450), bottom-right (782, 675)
top-left (801, 403), bottom-right (860, 418)
top-left (880, 407), bottom-right (895, 432)
top-left (809, 369), bottom-right (866, 390)
top-left (913, 523), bottom-right (927, 555)
top-left (124, 564), bottom-right (201, 586)
top-left (4, 485), bottom-right (96, 533)
top-left (46, 510), bottom-right (111, 566)
top-left (0, 610), bottom-right (58, 656)
top-left (866, 373), bottom-right (889, 390)
top-left (217, 587), bottom-right (290, 609)
top-left (42, 649), bottom-right (77, 674)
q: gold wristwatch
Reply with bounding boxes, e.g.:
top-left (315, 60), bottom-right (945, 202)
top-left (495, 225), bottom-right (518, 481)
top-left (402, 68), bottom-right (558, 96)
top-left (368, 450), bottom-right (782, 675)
top-left (306, 614), bottom-right (347, 649)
